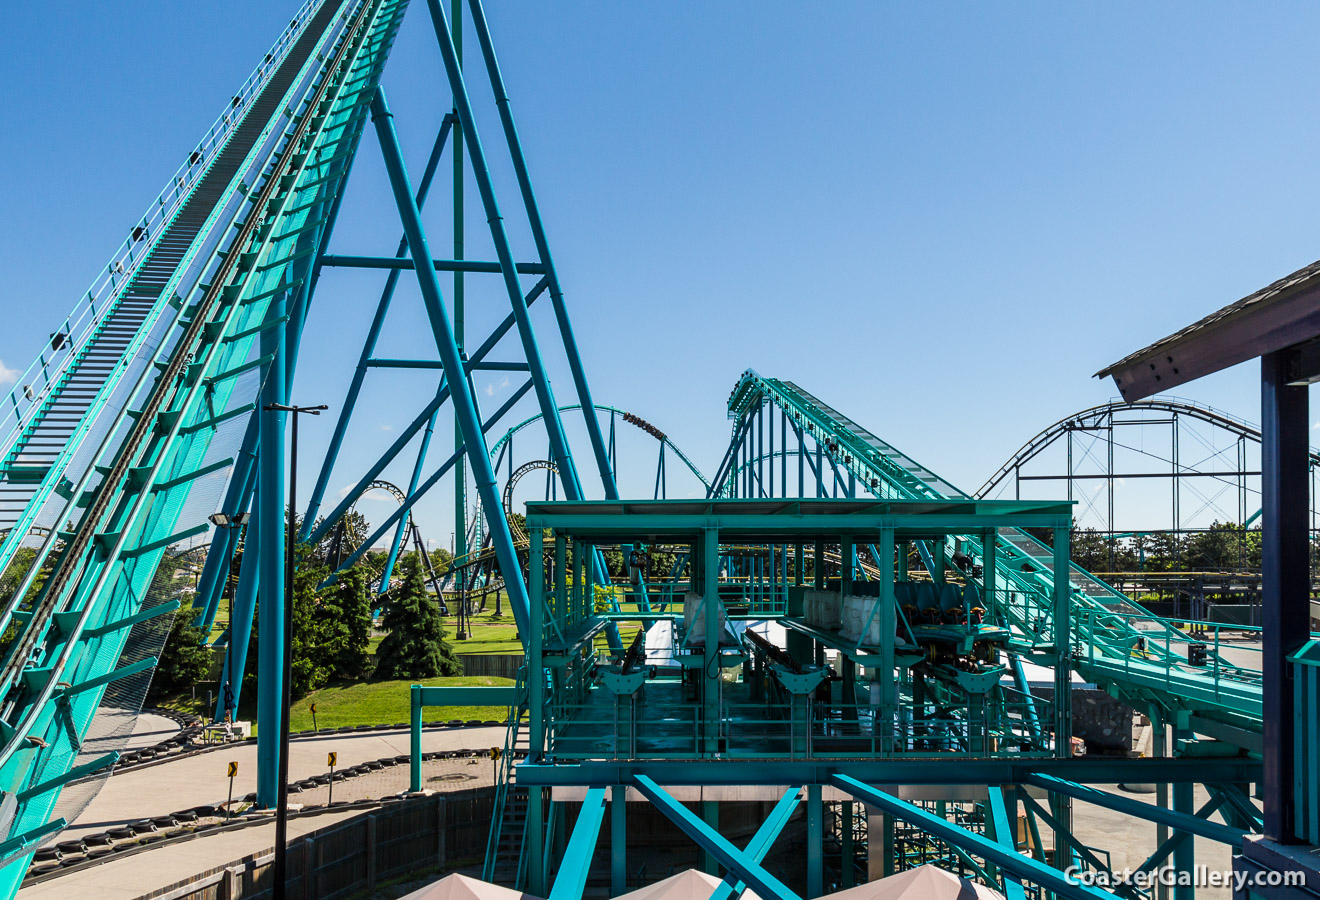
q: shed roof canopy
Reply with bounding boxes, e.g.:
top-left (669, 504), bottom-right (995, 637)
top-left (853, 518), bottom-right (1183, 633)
top-left (1097, 257), bottom-right (1320, 401)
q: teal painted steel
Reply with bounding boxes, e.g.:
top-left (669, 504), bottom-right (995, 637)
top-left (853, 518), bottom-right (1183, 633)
top-left (632, 775), bottom-right (802, 900)
top-left (299, 115), bottom-right (454, 538)
top-left (424, 0), bottom-right (585, 505)
top-left (0, 1), bottom-right (415, 888)
top-left (255, 264), bottom-right (288, 809)
top-left (987, 787), bottom-right (1027, 900)
top-left (722, 371), bottom-right (1265, 734)
top-left (832, 775), bottom-right (1113, 900)
top-left (548, 787), bottom-right (606, 900)
top-left (369, 85), bottom-right (534, 639)
top-left (1026, 774), bottom-right (1247, 846)
top-left (708, 787), bottom-right (802, 900)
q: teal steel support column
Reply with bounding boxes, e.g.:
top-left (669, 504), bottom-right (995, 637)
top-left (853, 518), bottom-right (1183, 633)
top-left (548, 787), bottom-right (606, 900)
top-left (528, 529), bottom-right (545, 895)
top-left (841, 801), bottom-right (855, 887)
top-left (369, 87), bottom-right (532, 639)
top-left (1172, 775), bottom-right (1195, 900)
top-left (702, 528), bottom-right (720, 757)
top-left (410, 685), bottom-right (423, 792)
top-left (197, 416), bottom-right (258, 631)
top-left (528, 785), bottom-right (545, 897)
top-left (451, 0), bottom-right (468, 634)
top-left (807, 783), bottom-right (823, 898)
top-left (530, 528), bottom-right (545, 756)
top-left (710, 787), bottom-right (802, 900)
top-left (1051, 523), bottom-right (1073, 868)
top-left (611, 785), bottom-right (626, 896)
top-left (878, 527), bottom-right (896, 753)
top-left (255, 291), bottom-right (288, 809)
top-left (218, 511), bottom-right (260, 716)
top-left (424, 0), bottom-right (584, 503)
top-left (631, 776), bottom-right (801, 900)
top-left (702, 800), bottom-right (719, 875)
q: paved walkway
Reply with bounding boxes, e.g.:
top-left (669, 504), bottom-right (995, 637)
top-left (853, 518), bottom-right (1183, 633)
top-left (19, 808), bottom-right (367, 900)
top-left (18, 724), bottom-right (508, 899)
top-left (124, 713), bottom-right (182, 750)
top-left (61, 725), bottom-right (506, 840)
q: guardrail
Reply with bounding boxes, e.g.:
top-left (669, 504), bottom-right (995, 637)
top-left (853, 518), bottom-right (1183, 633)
top-left (1290, 639), bottom-right (1320, 845)
top-left (0, 0), bottom-right (323, 463)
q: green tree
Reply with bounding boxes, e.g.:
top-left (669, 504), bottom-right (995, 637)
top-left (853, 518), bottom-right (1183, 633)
top-left (1185, 522), bottom-right (1259, 572)
top-left (375, 556), bottom-right (460, 679)
top-left (289, 544), bottom-right (331, 697)
top-left (242, 534), bottom-right (334, 701)
top-left (1070, 527), bottom-right (1112, 572)
top-left (314, 565), bottom-right (373, 680)
top-left (148, 599), bottom-right (212, 701)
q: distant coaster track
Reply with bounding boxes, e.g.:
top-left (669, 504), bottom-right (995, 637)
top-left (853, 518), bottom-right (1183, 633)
top-left (976, 397), bottom-right (1320, 522)
top-left (720, 371), bottom-right (1266, 743)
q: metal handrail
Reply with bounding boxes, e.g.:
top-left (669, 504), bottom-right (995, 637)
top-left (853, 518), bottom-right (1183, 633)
top-left (0, 0), bottom-right (322, 460)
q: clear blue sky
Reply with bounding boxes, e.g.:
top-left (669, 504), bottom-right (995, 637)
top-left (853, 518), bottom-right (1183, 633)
top-left (1, 2), bottom-right (1316, 547)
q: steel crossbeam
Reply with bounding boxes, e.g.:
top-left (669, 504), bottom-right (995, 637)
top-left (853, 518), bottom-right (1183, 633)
top-left (632, 775), bottom-right (801, 900)
top-left (831, 775), bottom-right (1113, 900)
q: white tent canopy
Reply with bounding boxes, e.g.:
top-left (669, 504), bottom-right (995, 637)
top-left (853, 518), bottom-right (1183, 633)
top-left (823, 865), bottom-right (1003, 899)
top-left (612, 869), bottom-right (763, 900)
top-left (399, 872), bottom-right (543, 900)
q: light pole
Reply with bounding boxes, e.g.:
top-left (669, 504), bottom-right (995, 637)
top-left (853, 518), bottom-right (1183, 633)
top-left (264, 402), bottom-right (326, 900)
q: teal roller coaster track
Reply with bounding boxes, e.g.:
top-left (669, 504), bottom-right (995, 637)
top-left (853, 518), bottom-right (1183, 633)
top-left (0, 2), bottom-right (1299, 898)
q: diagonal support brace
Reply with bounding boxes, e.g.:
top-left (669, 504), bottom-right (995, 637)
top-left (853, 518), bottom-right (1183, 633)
top-left (548, 787), bottom-right (607, 900)
top-left (632, 775), bottom-right (801, 900)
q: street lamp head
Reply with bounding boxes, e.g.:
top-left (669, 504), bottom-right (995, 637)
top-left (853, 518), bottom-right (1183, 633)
top-left (209, 513), bottom-right (230, 528)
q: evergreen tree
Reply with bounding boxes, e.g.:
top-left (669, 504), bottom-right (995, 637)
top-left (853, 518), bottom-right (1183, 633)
top-left (148, 599), bottom-right (213, 701)
top-left (375, 555), bottom-right (460, 679)
top-left (241, 539), bottom-right (334, 701)
top-left (290, 544), bottom-right (331, 697)
top-left (314, 565), bottom-right (373, 680)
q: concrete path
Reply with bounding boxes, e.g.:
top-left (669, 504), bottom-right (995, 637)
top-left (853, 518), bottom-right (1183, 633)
top-left (60, 725), bottom-right (506, 841)
top-left (18, 807), bottom-right (366, 900)
top-left (124, 713), bottom-right (181, 750)
top-left (15, 724), bottom-right (510, 899)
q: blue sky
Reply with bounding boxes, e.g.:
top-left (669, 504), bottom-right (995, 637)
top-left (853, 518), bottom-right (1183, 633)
top-left (1, 2), bottom-right (1317, 547)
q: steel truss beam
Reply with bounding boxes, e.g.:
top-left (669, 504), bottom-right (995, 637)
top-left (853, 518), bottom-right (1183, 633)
top-left (1026, 773), bottom-right (1246, 847)
top-left (631, 775), bottom-right (801, 900)
top-left (515, 758), bottom-right (1261, 787)
top-left (832, 775), bottom-right (1113, 900)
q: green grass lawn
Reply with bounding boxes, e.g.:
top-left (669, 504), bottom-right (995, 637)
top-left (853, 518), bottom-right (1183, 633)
top-left (439, 596), bottom-right (641, 656)
top-left (161, 674), bottom-right (515, 733)
top-left (286, 675), bottom-right (514, 731)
